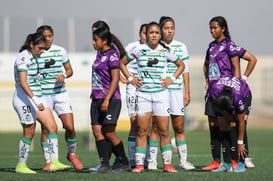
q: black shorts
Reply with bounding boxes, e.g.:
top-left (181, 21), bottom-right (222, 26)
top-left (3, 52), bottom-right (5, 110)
top-left (204, 93), bottom-right (230, 117)
top-left (244, 95), bottom-right (252, 115)
top-left (90, 99), bottom-right (121, 126)
top-left (204, 93), bottom-right (217, 117)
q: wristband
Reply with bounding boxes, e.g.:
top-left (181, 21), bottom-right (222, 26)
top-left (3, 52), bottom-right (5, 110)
top-left (63, 73), bottom-right (67, 78)
top-left (170, 75), bottom-right (176, 82)
top-left (128, 76), bottom-right (133, 82)
top-left (31, 96), bottom-right (42, 106)
top-left (242, 75), bottom-right (248, 81)
top-left (237, 140), bottom-right (244, 145)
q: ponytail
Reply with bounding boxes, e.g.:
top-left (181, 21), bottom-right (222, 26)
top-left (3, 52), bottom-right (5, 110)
top-left (19, 32), bottom-right (46, 52)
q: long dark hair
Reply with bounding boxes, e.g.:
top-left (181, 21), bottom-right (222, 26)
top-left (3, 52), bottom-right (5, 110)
top-left (93, 28), bottom-right (112, 47)
top-left (209, 16), bottom-right (231, 39)
top-left (19, 32), bottom-right (46, 52)
top-left (216, 86), bottom-right (233, 111)
top-left (92, 20), bottom-right (126, 59)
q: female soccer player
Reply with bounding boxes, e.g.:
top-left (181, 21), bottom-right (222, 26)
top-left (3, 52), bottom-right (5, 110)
top-left (36, 25), bottom-right (83, 171)
top-left (90, 27), bottom-right (129, 173)
top-left (120, 21), bottom-right (184, 173)
top-left (203, 16), bottom-right (241, 172)
top-left (89, 20), bottom-right (129, 172)
top-left (13, 32), bottom-right (70, 174)
top-left (147, 16), bottom-right (195, 171)
top-left (207, 76), bottom-right (249, 173)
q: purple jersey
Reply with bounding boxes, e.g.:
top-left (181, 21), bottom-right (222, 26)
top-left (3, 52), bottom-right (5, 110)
top-left (205, 38), bottom-right (240, 85)
top-left (91, 48), bottom-right (121, 99)
top-left (236, 45), bottom-right (246, 58)
top-left (208, 77), bottom-right (251, 114)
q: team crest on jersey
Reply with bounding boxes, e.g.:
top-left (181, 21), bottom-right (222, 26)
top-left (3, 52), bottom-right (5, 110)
top-left (159, 49), bottom-right (166, 57)
top-left (101, 56), bottom-right (107, 62)
top-left (174, 45), bottom-right (181, 51)
top-left (52, 50), bottom-right (60, 56)
top-left (219, 45), bottom-right (225, 52)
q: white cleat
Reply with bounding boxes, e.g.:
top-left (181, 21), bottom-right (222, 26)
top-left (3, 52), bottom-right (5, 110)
top-left (147, 159), bottom-right (158, 170)
top-left (245, 157), bottom-right (255, 168)
top-left (179, 161), bottom-right (196, 170)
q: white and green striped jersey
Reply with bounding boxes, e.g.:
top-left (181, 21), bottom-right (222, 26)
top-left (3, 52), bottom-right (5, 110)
top-left (125, 41), bottom-right (139, 77)
top-left (166, 40), bottom-right (189, 90)
top-left (126, 43), bottom-right (179, 93)
top-left (14, 50), bottom-right (42, 96)
top-left (125, 41), bottom-right (140, 89)
top-left (37, 44), bottom-right (69, 95)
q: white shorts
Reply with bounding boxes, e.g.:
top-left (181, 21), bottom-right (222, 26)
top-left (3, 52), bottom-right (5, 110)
top-left (43, 92), bottom-right (73, 116)
top-left (136, 90), bottom-right (170, 116)
top-left (168, 89), bottom-right (185, 116)
top-left (12, 89), bottom-right (48, 125)
top-left (126, 84), bottom-right (137, 116)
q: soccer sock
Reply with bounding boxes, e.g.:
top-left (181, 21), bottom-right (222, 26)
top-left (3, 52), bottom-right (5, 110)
top-left (18, 137), bottom-right (32, 164)
top-left (47, 133), bottom-right (59, 161)
top-left (244, 120), bottom-right (249, 155)
top-left (112, 141), bottom-right (128, 164)
top-left (160, 144), bottom-right (173, 165)
top-left (106, 139), bottom-right (113, 160)
top-left (95, 139), bottom-right (110, 166)
top-left (41, 141), bottom-right (50, 163)
top-left (230, 126), bottom-right (238, 161)
top-left (176, 140), bottom-right (187, 163)
top-left (128, 136), bottom-right (136, 161)
top-left (221, 131), bottom-right (231, 164)
top-left (148, 139), bottom-right (159, 161)
top-left (209, 126), bottom-right (221, 163)
top-left (65, 137), bottom-right (77, 154)
top-left (135, 147), bottom-right (146, 165)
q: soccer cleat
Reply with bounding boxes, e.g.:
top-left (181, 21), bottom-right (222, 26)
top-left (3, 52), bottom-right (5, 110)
top-left (234, 162), bottom-right (246, 173)
top-left (88, 163), bottom-right (102, 172)
top-left (42, 162), bottom-right (51, 171)
top-left (245, 157), bottom-right (255, 168)
top-left (132, 165), bottom-right (144, 173)
top-left (202, 160), bottom-right (221, 170)
top-left (112, 163), bottom-right (130, 173)
top-left (231, 160), bottom-right (238, 170)
top-left (111, 157), bottom-right (120, 170)
top-left (179, 161), bottom-right (196, 170)
top-left (147, 159), bottom-right (158, 170)
top-left (90, 165), bottom-right (110, 174)
top-left (163, 164), bottom-right (178, 173)
top-left (67, 153), bottom-right (83, 170)
top-left (15, 163), bottom-right (36, 174)
top-left (50, 160), bottom-right (71, 172)
top-left (211, 162), bottom-right (232, 172)
top-left (130, 159), bottom-right (136, 168)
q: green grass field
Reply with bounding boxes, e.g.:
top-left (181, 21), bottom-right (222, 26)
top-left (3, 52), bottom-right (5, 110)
top-left (0, 129), bottom-right (272, 181)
